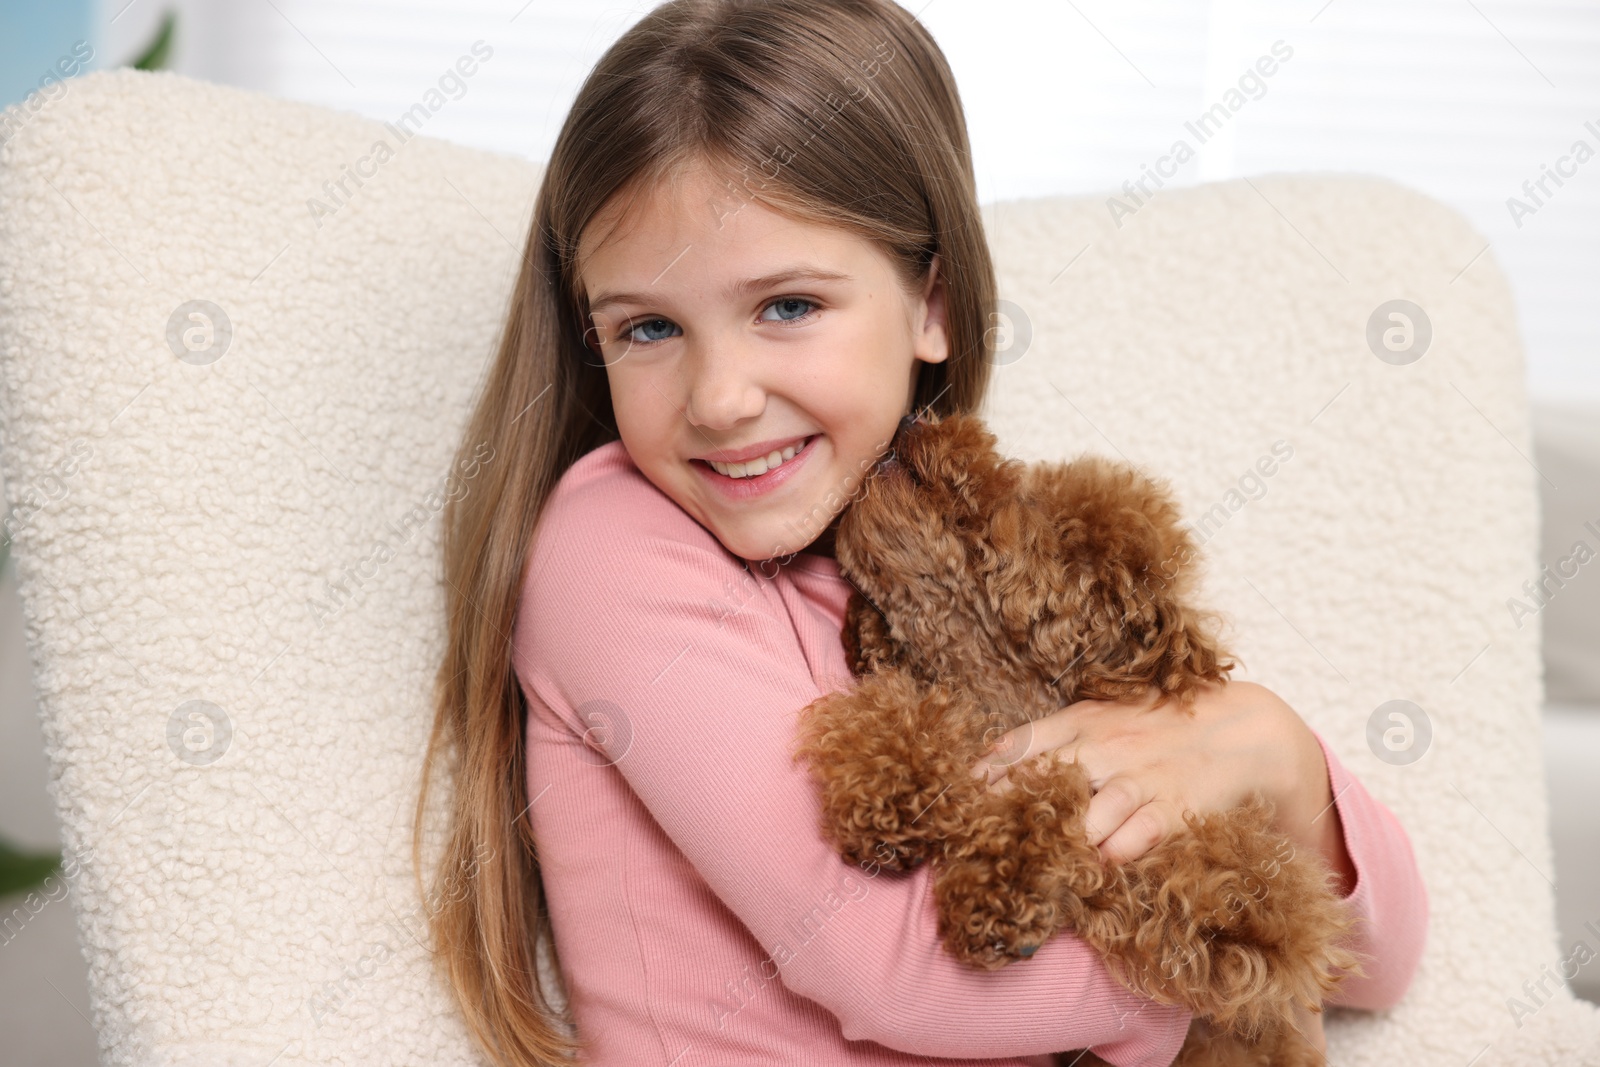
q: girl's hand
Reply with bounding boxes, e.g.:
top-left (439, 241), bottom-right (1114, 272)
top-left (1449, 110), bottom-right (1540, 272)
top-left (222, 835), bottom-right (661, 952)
top-left (1289, 1001), bottom-right (1328, 1058)
top-left (971, 681), bottom-right (1350, 886)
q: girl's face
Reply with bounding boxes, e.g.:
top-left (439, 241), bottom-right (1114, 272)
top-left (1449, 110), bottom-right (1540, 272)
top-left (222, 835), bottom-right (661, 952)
top-left (577, 159), bottom-right (950, 563)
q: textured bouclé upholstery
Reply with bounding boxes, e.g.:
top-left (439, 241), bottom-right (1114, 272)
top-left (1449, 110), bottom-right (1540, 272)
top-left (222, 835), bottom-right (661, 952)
top-left (1, 68), bottom-right (1596, 1066)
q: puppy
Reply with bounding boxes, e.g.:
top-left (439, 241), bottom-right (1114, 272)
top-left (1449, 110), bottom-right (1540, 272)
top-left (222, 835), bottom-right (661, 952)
top-left (793, 411), bottom-right (1362, 1065)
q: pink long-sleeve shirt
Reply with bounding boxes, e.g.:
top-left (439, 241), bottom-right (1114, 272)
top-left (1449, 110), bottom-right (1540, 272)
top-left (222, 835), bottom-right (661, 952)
top-left (512, 440), bottom-right (1429, 1067)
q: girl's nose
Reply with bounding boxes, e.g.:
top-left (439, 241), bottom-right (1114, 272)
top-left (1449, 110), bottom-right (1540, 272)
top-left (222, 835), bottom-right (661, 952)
top-left (683, 336), bottom-right (766, 430)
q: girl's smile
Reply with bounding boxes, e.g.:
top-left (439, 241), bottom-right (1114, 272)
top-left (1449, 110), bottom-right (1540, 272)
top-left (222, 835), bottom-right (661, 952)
top-left (575, 157), bottom-right (950, 563)
top-left (691, 432), bottom-right (819, 500)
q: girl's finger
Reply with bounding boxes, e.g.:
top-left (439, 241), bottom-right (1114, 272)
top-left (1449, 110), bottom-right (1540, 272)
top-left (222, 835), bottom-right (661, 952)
top-left (970, 716), bottom-right (1064, 782)
top-left (1096, 800), bottom-right (1170, 866)
top-left (1081, 775), bottom-right (1144, 848)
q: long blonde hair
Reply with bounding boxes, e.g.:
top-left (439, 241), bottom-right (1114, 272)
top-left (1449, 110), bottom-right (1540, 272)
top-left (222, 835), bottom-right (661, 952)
top-left (415, 1), bottom-right (999, 1061)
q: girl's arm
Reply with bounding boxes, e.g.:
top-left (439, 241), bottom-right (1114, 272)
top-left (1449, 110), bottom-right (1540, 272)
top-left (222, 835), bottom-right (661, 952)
top-left (516, 457), bottom-right (1191, 1067)
top-left (980, 683), bottom-right (1429, 1016)
top-left (1301, 729), bottom-right (1430, 1010)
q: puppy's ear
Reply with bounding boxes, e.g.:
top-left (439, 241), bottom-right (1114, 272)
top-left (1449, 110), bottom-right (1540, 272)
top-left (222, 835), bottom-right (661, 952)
top-left (1029, 454), bottom-right (1199, 594)
top-left (1013, 456), bottom-right (1219, 700)
top-left (973, 493), bottom-right (1046, 637)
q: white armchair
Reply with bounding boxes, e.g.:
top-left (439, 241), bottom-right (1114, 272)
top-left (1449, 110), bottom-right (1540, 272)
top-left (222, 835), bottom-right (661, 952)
top-left (1, 68), bottom-right (1595, 1065)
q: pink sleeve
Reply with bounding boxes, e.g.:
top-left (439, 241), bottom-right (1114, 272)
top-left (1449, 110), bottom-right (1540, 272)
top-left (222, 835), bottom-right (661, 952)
top-left (518, 470), bottom-right (1191, 1067)
top-left (1310, 730), bottom-right (1430, 1009)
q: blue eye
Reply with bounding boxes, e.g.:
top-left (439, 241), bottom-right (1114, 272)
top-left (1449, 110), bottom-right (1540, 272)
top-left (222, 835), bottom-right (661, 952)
top-left (762, 297), bottom-right (817, 323)
top-left (626, 318), bottom-right (680, 345)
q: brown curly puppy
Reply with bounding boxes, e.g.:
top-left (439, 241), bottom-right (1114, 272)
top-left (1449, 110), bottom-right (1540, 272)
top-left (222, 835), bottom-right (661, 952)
top-left (793, 411), bottom-right (1364, 1066)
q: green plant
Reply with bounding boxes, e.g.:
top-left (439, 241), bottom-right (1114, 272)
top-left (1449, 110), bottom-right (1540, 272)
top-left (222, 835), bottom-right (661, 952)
top-left (0, 836), bottom-right (60, 900)
top-left (129, 11), bottom-right (177, 72)
top-left (0, 495), bottom-right (52, 903)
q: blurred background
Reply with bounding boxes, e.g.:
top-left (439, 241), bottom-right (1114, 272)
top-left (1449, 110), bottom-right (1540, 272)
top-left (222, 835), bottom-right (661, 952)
top-left (2, 0), bottom-right (1596, 1060)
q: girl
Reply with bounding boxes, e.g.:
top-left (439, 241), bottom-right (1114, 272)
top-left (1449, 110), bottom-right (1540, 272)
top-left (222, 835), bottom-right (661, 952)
top-left (417, 1), bottom-right (1429, 1064)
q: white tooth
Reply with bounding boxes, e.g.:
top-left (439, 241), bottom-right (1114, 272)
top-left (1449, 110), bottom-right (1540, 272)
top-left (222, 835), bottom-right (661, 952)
top-left (708, 437), bottom-right (812, 478)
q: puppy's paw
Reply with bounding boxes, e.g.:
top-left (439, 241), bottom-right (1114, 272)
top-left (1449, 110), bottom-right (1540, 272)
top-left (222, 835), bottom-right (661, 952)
top-left (794, 670), bottom-right (985, 871)
top-left (934, 757), bottom-right (1108, 968)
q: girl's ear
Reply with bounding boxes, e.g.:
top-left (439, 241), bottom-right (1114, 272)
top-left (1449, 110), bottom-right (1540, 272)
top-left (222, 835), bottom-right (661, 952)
top-left (913, 253), bottom-right (950, 366)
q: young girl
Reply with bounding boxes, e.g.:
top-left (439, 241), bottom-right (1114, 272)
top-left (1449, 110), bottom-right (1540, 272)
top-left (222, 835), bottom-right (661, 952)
top-left (417, 1), bottom-right (1429, 1064)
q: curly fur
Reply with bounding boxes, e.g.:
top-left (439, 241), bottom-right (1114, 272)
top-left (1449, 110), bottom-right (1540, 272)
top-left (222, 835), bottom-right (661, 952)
top-left (792, 411), bottom-right (1366, 1066)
